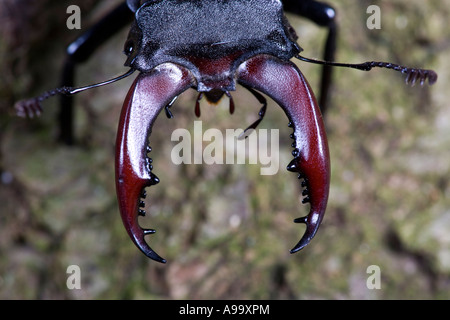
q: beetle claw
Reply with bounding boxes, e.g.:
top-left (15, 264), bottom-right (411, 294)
top-left (238, 55), bottom-right (330, 254)
top-left (286, 154), bottom-right (327, 253)
top-left (290, 210), bottom-right (322, 253)
top-left (294, 216), bottom-right (308, 224)
top-left (115, 64), bottom-right (193, 262)
top-left (143, 229), bottom-right (156, 235)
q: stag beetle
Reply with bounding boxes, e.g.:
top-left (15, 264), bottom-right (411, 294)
top-left (15, 0), bottom-right (437, 263)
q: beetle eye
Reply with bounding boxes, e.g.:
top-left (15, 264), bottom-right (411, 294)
top-left (124, 40), bottom-right (134, 56)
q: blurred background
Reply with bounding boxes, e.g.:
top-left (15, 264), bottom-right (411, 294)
top-left (0, 0), bottom-right (448, 299)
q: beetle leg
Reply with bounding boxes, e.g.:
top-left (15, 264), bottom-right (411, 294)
top-left (116, 63), bottom-right (193, 263)
top-left (239, 85), bottom-right (267, 139)
top-left (237, 55), bottom-right (330, 253)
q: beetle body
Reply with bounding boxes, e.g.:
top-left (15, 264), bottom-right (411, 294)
top-left (14, 0), bottom-right (436, 263)
top-left (116, 0), bottom-right (329, 263)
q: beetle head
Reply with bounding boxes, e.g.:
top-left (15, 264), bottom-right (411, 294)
top-left (122, 0), bottom-right (302, 93)
top-left (123, 21), bottom-right (142, 68)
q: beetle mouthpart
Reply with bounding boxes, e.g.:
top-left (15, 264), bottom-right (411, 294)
top-left (195, 92), bottom-right (203, 117)
top-left (115, 64), bottom-right (193, 262)
top-left (225, 91), bottom-right (235, 115)
top-left (287, 156), bottom-right (326, 253)
top-left (116, 165), bottom-right (165, 263)
top-left (291, 214), bottom-right (320, 253)
top-left (237, 55), bottom-right (330, 255)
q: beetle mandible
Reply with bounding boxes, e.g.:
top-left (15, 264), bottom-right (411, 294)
top-left (15, 0), bottom-right (437, 263)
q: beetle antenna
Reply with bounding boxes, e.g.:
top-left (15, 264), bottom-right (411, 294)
top-left (66, 68), bottom-right (136, 94)
top-left (15, 69), bottom-right (136, 118)
top-left (295, 55), bottom-right (437, 86)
